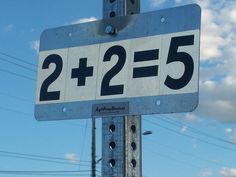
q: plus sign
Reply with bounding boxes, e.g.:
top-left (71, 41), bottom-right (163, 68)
top-left (71, 58), bottom-right (94, 86)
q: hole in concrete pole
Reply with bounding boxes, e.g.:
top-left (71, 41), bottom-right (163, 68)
top-left (131, 125), bottom-right (136, 133)
top-left (109, 159), bottom-right (116, 167)
top-left (110, 11), bottom-right (116, 18)
top-left (109, 124), bottom-right (116, 133)
top-left (130, 0), bottom-right (135, 4)
top-left (131, 159), bottom-right (136, 167)
top-left (131, 142), bottom-right (136, 150)
top-left (109, 142), bottom-right (116, 150)
top-left (110, 0), bottom-right (115, 3)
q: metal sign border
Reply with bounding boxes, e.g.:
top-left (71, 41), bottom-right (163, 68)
top-left (40, 4), bottom-right (201, 52)
top-left (35, 4), bottom-right (201, 120)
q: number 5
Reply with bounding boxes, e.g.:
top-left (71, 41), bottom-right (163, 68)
top-left (164, 35), bottom-right (194, 90)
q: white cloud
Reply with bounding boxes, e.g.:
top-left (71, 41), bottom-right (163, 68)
top-left (201, 80), bottom-right (216, 91)
top-left (180, 125), bottom-right (188, 133)
top-left (197, 2), bottom-right (231, 61)
top-left (198, 169), bottom-right (213, 177)
top-left (64, 153), bottom-right (78, 163)
top-left (3, 24), bottom-right (14, 32)
top-left (175, 0), bottom-right (183, 4)
top-left (220, 168), bottom-right (236, 177)
top-left (229, 10), bottom-right (236, 22)
top-left (196, 100), bottom-right (236, 123)
top-left (200, 32), bottom-right (224, 60)
top-left (30, 40), bottom-right (40, 53)
top-left (71, 17), bottom-right (97, 24)
top-left (191, 138), bottom-right (198, 149)
top-left (148, 1), bottom-right (236, 122)
top-left (215, 100), bottom-right (233, 110)
top-left (230, 132), bottom-right (236, 143)
top-left (225, 128), bottom-right (233, 133)
top-left (188, 0), bottom-right (236, 122)
top-left (224, 76), bottom-right (236, 86)
top-left (196, 75), bottom-right (236, 122)
top-left (225, 128), bottom-right (236, 143)
top-left (184, 113), bottom-right (201, 122)
top-left (149, 0), bottom-right (166, 6)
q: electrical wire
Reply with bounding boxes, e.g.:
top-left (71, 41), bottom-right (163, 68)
top-left (0, 173), bottom-right (84, 176)
top-left (0, 170), bottom-right (91, 173)
top-left (0, 68), bottom-right (35, 81)
top-left (0, 149), bottom-right (91, 163)
top-left (2, 51), bottom-right (234, 175)
top-left (144, 118), bottom-right (236, 153)
top-left (0, 91), bottom-right (33, 103)
top-left (0, 170), bottom-right (101, 176)
top-left (143, 135), bottom-right (227, 167)
top-left (0, 51), bottom-right (37, 81)
top-left (143, 146), bottom-right (202, 170)
top-left (0, 56), bottom-right (36, 72)
top-left (0, 170), bottom-right (91, 176)
top-left (0, 153), bottom-right (90, 167)
top-left (0, 151), bottom-right (91, 167)
top-left (0, 51), bottom-right (36, 67)
top-left (0, 105), bottom-right (32, 117)
top-left (79, 120), bottom-right (89, 169)
top-left (160, 115), bottom-right (236, 146)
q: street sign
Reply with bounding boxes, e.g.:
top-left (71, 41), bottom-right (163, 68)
top-left (35, 4), bottom-right (201, 121)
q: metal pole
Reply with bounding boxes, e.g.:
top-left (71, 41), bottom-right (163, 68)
top-left (92, 117), bottom-right (96, 177)
top-left (103, 0), bottom-right (140, 18)
top-left (102, 1), bottom-right (141, 177)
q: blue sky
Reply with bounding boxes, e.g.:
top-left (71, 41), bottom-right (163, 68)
top-left (0, 0), bottom-right (236, 177)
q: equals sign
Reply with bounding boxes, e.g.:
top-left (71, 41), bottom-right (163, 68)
top-left (132, 49), bottom-right (159, 78)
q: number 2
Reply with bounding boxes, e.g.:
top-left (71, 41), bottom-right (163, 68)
top-left (40, 54), bottom-right (63, 101)
top-left (101, 45), bottom-right (126, 96)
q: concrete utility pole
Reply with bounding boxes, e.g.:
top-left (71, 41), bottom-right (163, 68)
top-left (92, 117), bottom-right (96, 177)
top-left (102, 1), bottom-right (142, 177)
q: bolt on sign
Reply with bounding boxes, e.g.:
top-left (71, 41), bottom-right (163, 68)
top-left (35, 4), bottom-right (201, 121)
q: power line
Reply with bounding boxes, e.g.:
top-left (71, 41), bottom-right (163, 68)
top-left (160, 115), bottom-right (236, 146)
top-left (143, 146), bottom-right (202, 170)
top-left (0, 174), bottom-right (82, 176)
top-left (0, 91), bottom-right (32, 103)
top-left (57, 120), bottom-right (92, 129)
top-left (0, 170), bottom-right (91, 176)
top-left (0, 51), bottom-right (37, 81)
top-left (0, 103), bottom-right (92, 130)
top-left (144, 135), bottom-right (227, 167)
top-left (0, 153), bottom-right (89, 167)
top-left (0, 56), bottom-right (36, 73)
top-left (0, 149), bottom-right (90, 163)
top-left (144, 118), bottom-right (236, 153)
top-left (79, 120), bottom-right (89, 169)
top-left (0, 68), bottom-right (35, 81)
top-left (0, 170), bottom-right (101, 176)
top-left (0, 105), bottom-right (32, 117)
top-left (0, 170), bottom-right (91, 173)
top-left (0, 150), bottom-right (91, 167)
top-left (0, 51), bottom-right (36, 67)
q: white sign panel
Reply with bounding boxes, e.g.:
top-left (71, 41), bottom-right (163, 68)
top-left (35, 4), bottom-right (201, 120)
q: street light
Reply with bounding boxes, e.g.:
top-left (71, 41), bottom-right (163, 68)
top-left (142, 131), bottom-right (152, 136)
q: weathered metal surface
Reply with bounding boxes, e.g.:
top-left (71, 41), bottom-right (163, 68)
top-left (35, 4), bottom-right (201, 120)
